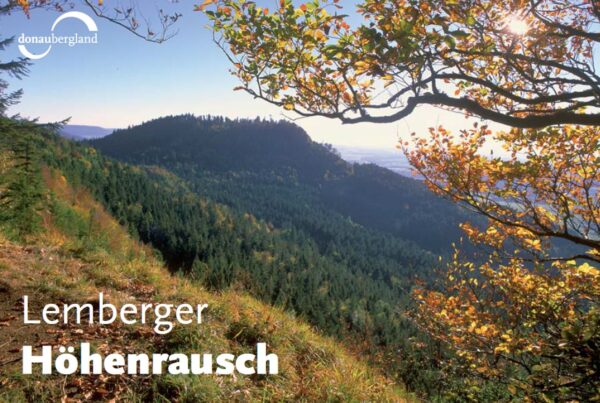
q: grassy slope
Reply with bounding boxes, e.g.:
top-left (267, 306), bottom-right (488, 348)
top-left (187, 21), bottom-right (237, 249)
top-left (0, 165), bottom-right (411, 401)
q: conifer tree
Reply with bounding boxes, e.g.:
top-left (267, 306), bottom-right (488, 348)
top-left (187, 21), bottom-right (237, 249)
top-left (0, 124), bottom-right (44, 238)
top-left (0, 34), bottom-right (44, 239)
top-left (0, 36), bottom-right (29, 117)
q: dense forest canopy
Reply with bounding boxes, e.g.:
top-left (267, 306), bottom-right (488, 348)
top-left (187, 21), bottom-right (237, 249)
top-left (91, 114), bottom-right (472, 254)
top-left (4, 124), bottom-right (442, 393)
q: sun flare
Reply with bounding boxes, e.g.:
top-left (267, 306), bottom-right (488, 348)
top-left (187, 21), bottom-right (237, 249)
top-left (505, 16), bottom-right (529, 35)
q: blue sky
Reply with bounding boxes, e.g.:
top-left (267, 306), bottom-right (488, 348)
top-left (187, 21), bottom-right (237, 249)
top-left (2, 1), bottom-right (488, 149)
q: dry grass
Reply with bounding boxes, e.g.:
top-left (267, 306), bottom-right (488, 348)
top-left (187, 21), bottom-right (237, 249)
top-left (0, 168), bottom-right (413, 402)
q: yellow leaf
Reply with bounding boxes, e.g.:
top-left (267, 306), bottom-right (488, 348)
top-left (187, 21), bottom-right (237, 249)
top-left (196, 0), bottom-right (215, 11)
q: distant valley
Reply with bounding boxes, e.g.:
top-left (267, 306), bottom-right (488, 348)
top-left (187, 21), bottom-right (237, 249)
top-left (59, 124), bottom-right (114, 140)
top-left (336, 146), bottom-right (414, 177)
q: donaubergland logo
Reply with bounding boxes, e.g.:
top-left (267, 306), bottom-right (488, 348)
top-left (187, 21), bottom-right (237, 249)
top-left (18, 11), bottom-right (98, 60)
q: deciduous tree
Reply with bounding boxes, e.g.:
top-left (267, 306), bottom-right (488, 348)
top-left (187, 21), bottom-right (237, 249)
top-left (407, 124), bottom-right (600, 399)
top-left (202, 0), bottom-right (600, 127)
top-left (203, 0), bottom-right (600, 398)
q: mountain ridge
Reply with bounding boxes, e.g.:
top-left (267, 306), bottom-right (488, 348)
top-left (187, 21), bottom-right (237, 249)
top-left (90, 114), bottom-right (471, 254)
top-left (0, 117), bottom-right (458, 396)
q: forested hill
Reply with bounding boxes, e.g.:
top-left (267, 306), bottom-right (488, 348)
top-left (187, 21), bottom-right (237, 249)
top-left (91, 114), bottom-right (470, 253)
top-left (34, 129), bottom-right (438, 391)
top-left (0, 124), bottom-right (408, 401)
top-left (26, 116), bottom-right (466, 391)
